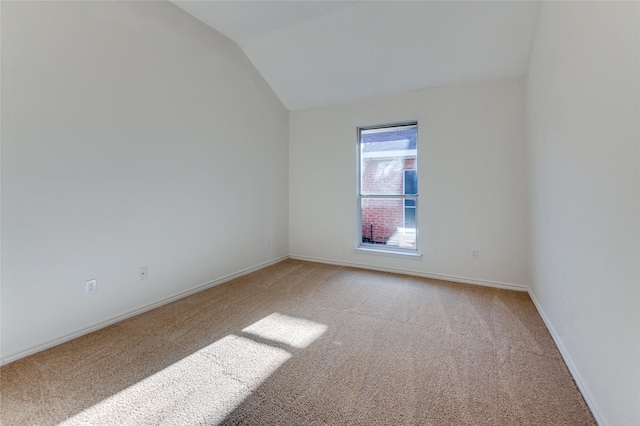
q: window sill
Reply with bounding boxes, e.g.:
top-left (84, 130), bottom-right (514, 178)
top-left (354, 247), bottom-right (423, 260)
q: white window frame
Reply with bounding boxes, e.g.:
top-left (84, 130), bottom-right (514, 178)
top-left (356, 122), bottom-right (420, 257)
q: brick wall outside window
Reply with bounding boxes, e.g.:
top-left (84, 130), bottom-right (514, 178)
top-left (361, 158), bottom-right (415, 244)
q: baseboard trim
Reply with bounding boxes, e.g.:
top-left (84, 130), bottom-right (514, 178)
top-left (527, 291), bottom-right (606, 426)
top-left (0, 255), bottom-right (288, 366)
top-left (288, 254), bottom-right (528, 292)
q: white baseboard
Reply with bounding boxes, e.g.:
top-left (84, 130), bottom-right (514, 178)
top-left (0, 255), bottom-right (288, 366)
top-left (527, 291), bottom-right (606, 426)
top-left (289, 254), bottom-right (528, 292)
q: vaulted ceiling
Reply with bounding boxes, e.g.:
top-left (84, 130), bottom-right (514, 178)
top-left (172, 1), bottom-right (539, 110)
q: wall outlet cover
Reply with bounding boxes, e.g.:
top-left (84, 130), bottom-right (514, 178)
top-left (86, 279), bottom-right (97, 295)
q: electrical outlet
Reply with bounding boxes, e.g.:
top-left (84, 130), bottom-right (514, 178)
top-left (86, 279), bottom-right (97, 295)
top-left (470, 249), bottom-right (479, 260)
top-left (139, 266), bottom-right (147, 280)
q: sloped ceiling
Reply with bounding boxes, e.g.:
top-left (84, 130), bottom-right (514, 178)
top-left (172, 1), bottom-right (538, 110)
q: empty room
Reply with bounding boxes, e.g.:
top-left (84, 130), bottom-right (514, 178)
top-left (1, 1), bottom-right (638, 425)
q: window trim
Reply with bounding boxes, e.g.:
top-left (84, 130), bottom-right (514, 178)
top-left (356, 121), bottom-right (419, 256)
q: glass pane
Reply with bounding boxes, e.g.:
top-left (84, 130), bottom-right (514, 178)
top-left (360, 125), bottom-right (417, 196)
top-left (404, 206), bottom-right (416, 228)
top-left (361, 198), bottom-right (416, 249)
top-left (403, 169), bottom-right (417, 195)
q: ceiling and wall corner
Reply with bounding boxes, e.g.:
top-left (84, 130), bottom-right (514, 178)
top-left (172, 1), bottom-right (539, 110)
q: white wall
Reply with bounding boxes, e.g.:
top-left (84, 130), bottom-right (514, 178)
top-left (526, 2), bottom-right (639, 424)
top-left (289, 77), bottom-right (527, 289)
top-left (1, 1), bottom-right (289, 363)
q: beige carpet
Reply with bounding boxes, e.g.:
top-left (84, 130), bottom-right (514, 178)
top-left (0, 259), bottom-right (595, 425)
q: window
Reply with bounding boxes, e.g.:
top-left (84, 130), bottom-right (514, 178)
top-left (357, 122), bottom-right (418, 253)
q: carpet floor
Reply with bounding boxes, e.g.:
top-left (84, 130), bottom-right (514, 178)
top-left (0, 259), bottom-right (595, 425)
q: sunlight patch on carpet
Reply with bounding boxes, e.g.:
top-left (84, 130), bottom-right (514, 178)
top-left (242, 312), bottom-right (328, 348)
top-left (60, 313), bottom-right (326, 425)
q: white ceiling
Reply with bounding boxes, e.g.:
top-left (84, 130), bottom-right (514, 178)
top-left (172, 1), bottom-right (539, 111)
